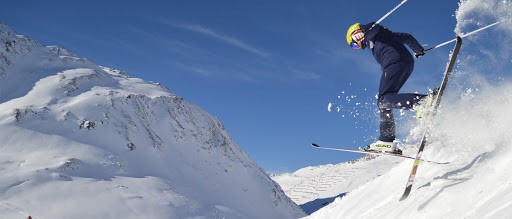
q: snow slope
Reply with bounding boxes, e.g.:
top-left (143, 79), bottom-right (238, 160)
top-left (308, 81), bottom-right (512, 218)
top-left (0, 21), bottom-right (305, 218)
top-left (305, 0), bottom-right (512, 218)
top-left (272, 155), bottom-right (401, 212)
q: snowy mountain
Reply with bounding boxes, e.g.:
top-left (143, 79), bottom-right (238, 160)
top-left (0, 21), bottom-right (305, 218)
top-left (271, 155), bottom-right (401, 214)
top-left (274, 0), bottom-right (512, 218)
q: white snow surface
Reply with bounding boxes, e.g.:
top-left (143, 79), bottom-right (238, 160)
top-left (272, 155), bottom-right (400, 206)
top-left (306, 78), bottom-right (512, 218)
top-left (275, 0), bottom-right (512, 218)
top-left (0, 21), bottom-right (305, 218)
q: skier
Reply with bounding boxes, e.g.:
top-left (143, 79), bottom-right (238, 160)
top-left (346, 22), bottom-right (428, 155)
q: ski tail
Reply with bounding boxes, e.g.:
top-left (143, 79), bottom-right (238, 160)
top-left (399, 36), bottom-right (462, 201)
top-left (400, 186), bottom-right (412, 201)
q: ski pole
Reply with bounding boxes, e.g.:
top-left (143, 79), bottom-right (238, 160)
top-left (368, 0), bottom-right (408, 31)
top-left (425, 21), bottom-right (501, 52)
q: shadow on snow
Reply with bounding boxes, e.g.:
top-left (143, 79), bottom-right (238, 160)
top-left (300, 193), bottom-right (347, 215)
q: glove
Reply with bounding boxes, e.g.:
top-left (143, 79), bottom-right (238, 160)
top-left (351, 29), bottom-right (365, 43)
top-left (414, 50), bottom-right (426, 59)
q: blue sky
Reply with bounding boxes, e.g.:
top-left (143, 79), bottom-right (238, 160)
top-left (1, 0), bottom-right (461, 172)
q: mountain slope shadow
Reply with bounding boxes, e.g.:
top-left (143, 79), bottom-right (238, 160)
top-left (417, 150), bottom-right (494, 211)
top-left (301, 193), bottom-right (347, 215)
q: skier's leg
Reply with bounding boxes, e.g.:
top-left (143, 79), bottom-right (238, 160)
top-left (379, 61), bottom-right (413, 96)
top-left (380, 93), bottom-right (426, 109)
top-left (379, 108), bottom-right (395, 142)
top-left (377, 61), bottom-right (415, 141)
top-left (379, 61), bottom-right (425, 109)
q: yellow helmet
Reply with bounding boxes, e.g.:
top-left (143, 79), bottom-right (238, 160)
top-left (346, 23), bottom-right (362, 49)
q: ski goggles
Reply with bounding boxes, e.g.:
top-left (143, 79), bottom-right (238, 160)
top-left (350, 41), bottom-right (361, 49)
top-left (349, 29), bottom-right (364, 49)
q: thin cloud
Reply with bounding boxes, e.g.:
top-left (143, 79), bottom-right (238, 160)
top-left (173, 23), bottom-right (270, 58)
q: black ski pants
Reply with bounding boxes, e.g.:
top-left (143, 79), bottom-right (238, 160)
top-left (377, 61), bottom-right (426, 142)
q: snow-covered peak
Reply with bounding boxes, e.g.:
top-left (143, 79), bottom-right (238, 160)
top-left (0, 21), bottom-right (304, 218)
top-left (47, 45), bottom-right (75, 56)
top-left (0, 20), bottom-right (15, 36)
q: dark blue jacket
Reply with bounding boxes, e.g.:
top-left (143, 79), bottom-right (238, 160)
top-left (360, 22), bottom-right (424, 70)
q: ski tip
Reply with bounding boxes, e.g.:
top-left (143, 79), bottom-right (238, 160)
top-left (399, 186), bottom-right (412, 201)
top-left (311, 143), bottom-right (320, 147)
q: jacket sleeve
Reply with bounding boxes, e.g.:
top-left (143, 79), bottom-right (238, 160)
top-left (361, 22), bottom-right (380, 41)
top-left (393, 32), bottom-right (425, 53)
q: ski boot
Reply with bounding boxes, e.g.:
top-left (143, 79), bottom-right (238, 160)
top-left (366, 140), bottom-right (402, 155)
top-left (414, 87), bottom-right (440, 122)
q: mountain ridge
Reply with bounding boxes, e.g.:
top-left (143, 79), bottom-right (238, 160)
top-left (0, 20), bottom-right (305, 218)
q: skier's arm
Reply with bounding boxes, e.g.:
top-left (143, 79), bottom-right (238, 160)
top-left (361, 22), bottom-right (380, 41)
top-left (393, 32), bottom-right (425, 54)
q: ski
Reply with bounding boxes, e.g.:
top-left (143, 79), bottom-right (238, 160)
top-left (399, 36), bottom-right (463, 201)
top-left (311, 143), bottom-right (449, 165)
